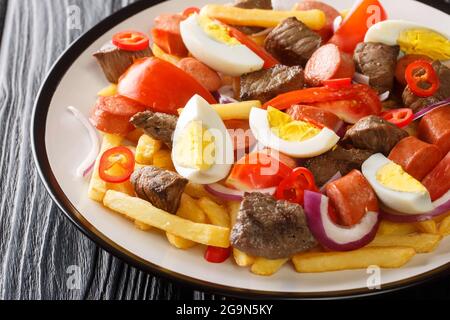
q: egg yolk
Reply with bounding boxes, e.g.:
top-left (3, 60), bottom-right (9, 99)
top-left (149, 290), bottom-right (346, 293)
top-left (398, 28), bottom-right (450, 61)
top-left (267, 107), bottom-right (320, 142)
top-left (174, 121), bottom-right (216, 171)
top-left (198, 15), bottom-right (240, 46)
top-left (376, 162), bottom-right (428, 193)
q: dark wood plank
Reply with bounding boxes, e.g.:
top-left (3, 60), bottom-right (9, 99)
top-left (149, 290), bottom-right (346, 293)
top-left (0, 0), bottom-right (448, 300)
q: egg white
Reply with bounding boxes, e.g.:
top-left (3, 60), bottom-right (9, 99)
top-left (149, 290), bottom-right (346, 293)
top-left (362, 153), bottom-right (433, 214)
top-left (365, 20), bottom-right (431, 46)
top-left (249, 108), bottom-right (340, 158)
top-left (179, 14), bottom-right (264, 77)
top-left (172, 95), bottom-right (234, 185)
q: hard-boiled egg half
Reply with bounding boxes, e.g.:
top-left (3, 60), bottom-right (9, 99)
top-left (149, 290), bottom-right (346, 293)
top-left (249, 107), bottom-right (340, 158)
top-left (180, 13), bottom-right (264, 76)
top-left (172, 95), bottom-right (234, 185)
top-left (365, 20), bottom-right (450, 61)
top-left (362, 153), bottom-right (433, 214)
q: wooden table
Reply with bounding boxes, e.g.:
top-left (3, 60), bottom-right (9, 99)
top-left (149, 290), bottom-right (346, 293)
top-left (0, 0), bottom-right (449, 300)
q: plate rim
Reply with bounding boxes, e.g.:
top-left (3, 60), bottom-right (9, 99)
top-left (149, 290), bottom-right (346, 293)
top-left (31, 0), bottom-right (450, 299)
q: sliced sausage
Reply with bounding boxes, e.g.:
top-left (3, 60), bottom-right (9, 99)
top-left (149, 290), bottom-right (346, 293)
top-left (295, 1), bottom-right (340, 42)
top-left (388, 136), bottom-right (443, 181)
top-left (177, 58), bottom-right (222, 92)
top-left (326, 170), bottom-right (379, 226)
top-left (305, 44), bottom-right (355, 87)
top-left (422, 151), bottom-right (450, 201)
top-left (224, 120), bottom-right (256, 156)
top-left (287, 104), bottom-right (343, 132)
top-left (418, 105), bottom-right (450, 155)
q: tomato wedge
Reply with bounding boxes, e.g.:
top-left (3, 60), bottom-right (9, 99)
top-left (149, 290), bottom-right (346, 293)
top-left (405, 60), bottom-right (440, 97)
top-left (118, 58), bottom-right (217, 115)
top-left (276, 168), bottom-right (319, 205)
top-left (112, 31), bottom-right (149, 51)
top-left (323, 78), bottom-right (352, 89)
top-left (99, 147), bottom-right (135, 183)
top-left (204, 246), bottom-right (231, 263)
top-left (381, 108), bottom-right (414, 128)
top-left (228, 26), bottom-right (279, 69)
top-left (329, 0), bottom-right (387, 53)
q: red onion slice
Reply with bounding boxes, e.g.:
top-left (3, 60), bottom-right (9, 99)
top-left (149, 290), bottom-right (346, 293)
top-left (381, 189), bottom-right (450, 223)
top-left (304, 191), bottom-right (380, 251)
top-left (353, 72), bottom-right (370, 85)
top-left (413, 98), bottom-right (450, 121)
top-left (379, 91), bottom-right (390, 102)
top-left (217, 85), bottom-right (238, 104)
top-left (67, 106), bottom-right (100, 178)
top-left (205, 183), bottom-right (277, 202)
top-left (320, 171), bottom-right (342, 193)
top-left (333, 15), bottom-right (342, 33)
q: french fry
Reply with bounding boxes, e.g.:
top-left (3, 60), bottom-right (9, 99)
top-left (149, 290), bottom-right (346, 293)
top-left (198, 197), bottom-right (231, 228)
top-left (378, 220), bottom-right (418, 236)
top-left (178, 101), bottom-right (261, 120)
top-left (251, 258), bottom-right (288, 276)
top-left (97, 83), bottom-right (117, 97)
top-left (126, 128), bottom-right (144, 144)
top-left (134, 220), bottom-right (152, 231)
top-left (152, 43), bottom-right (181, 65)
top-left (166, 232), bottom-right (196, 249)
top-left (293, 247), bottom-right (416, 273)
top-left (135, 134), bottom-right (163, 165)
top-left (88, 134), bottom-right (123, 202)
top-left (103, 190), bottom-right (230, 248)
top-left (152, 149), bottom-right (175, 171)
top-left (439, 215), bottom-right (450, 236)
top-left (415, 220), bottom-right (437, 234)
top-left (228, 201), bottom-right (241, 226)
top-left (201, 5), bottom-right (326, 30)
top-left (185, 182), bottom-right (225, 204)
top-left (368, 234), bottom-right (442, 253)
top-left (227, 201), bottom-right (255, 266)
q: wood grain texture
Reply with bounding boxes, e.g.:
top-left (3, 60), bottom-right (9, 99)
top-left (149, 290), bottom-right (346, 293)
top-left (0, 0), bottom-right (448, 300)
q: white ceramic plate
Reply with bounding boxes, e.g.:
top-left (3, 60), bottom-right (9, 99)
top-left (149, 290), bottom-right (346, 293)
top-left (32, 0), bottom-right (450, 298)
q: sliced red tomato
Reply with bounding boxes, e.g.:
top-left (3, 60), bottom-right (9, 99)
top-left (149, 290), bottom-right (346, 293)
top-left (182, 7), bottom-right (200, 18)
top-left (99, 147), bottom-right (135, 183)
top-left (329, 0), bottom-right (387, 53)
top-left (204, 246), bottom-right (231, 263)
top-left (276, 168), bottom-right (319, 205)
top-left (112, 31), bottom-right (150, 51)
top-left (323, 78), bottom-right (352, 89)
top-left (286, 105), bottom-right (343, 132)
top-left (151, 14), bottom-right (188, 57)
top-left (118, 57), bottom-right (217, 115)
top-left (263, 84), bottom-right (382, 124)
top-left (381, 108), bottom-right (414, 128)
top-left (405, 60), bottom-right (440, 98)
top-left (228, 26), bottom-right (279, 69)
top-left (226, 152), bottom-right (293, 190)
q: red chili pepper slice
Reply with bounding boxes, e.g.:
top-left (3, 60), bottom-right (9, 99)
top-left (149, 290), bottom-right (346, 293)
top-left (98, 146), bottom-right (135, 183)
top-left (405, 60), bottom-right (440, 98)
top-left (276, 168), bottom-right (319, 205)
top-left (182, 7), bottom-right (200, 18)
top-left (323, 78), bottom-right (352, 89)
top-left (112, 31), bottom-right (150, 51)
top-left (204, 246), bottom-right (231, 263)
top-left (381, 108), bottom-right (414, 128)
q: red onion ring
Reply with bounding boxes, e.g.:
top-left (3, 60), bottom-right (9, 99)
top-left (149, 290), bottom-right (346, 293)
top-left (333, 15), bottom-right (342, 33)
top-left (353, 72), bottom-right (370, 85)
top-left (67, 106), bottom-right (100, 178)
top-left (379, 91), bottom-right (390, 102)
top-left (413, 98), bottom-right (450, 121)
top-left (304, 191), bottom-right (380, 251)
top-left (205, 183), bottom-right (277, 201)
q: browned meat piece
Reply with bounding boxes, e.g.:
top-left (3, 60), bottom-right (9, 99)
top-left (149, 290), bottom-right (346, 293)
top-left (342, 116), bottom-right (409, 155)
top-left (231, 192), bottom-right (317, 259)
top-left (93, 42), bottom-right (152, 83)
top-left (130, 111), bottom-right (178, 148)
top-left (131, 166), bottom-right (188, 214)
top-left (232, 0), bottom-right (273, 34)
top-left (264, 17), bottom-right (322, 66)
top-left (240, 65), bottom-right (304, 103)
top-left (403, 61), bottom-right (450, 113)
top-left (304, 146), bottom-right (373, 186)
top-left (353, 42), bottom-right (400, 94)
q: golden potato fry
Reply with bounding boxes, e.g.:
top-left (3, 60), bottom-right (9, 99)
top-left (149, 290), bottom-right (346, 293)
top-left (178, 101), bottom-right (261, 120)
top-left (97, 84), bottom-right (117, 97)
top-left (201, 4), bottom-right (326, 30)
top-left (88, 134), bottom-right (124, 202)
top-left (415, 220), bottom-right (437, 234)
top-left (378, 220), bottom-right (417, 236)
top-left (152, 43), bottom-right (181, 65)
top-left (107, 180), bottom-right (135, 197)
top-left (177, 194), bottom-right (207, 224)
top-left (152, 149), bottom-right (175, 171)
top-left (368, 234), bottom-right (442, 253)
top-left (251, 258), bottom-right (288, 276)
top-left (126, 128), bottom-right (144, 144)
top-left (103, 190), bottom-right (230, 248)
top-left (198, 197), bottom-right (231, 228)
top-left (166, 232), bottom-right (196, 250)
top-left (233, 248), bottom-right (255, 267)
top-left (184, 182), bottom-right (225, 204)
top-left (293, 247), bottom-right (416, 273)
top-left (135, 134), bottom-right (163, 165)
top-left (439, 214), bottom-right (450, 236)
top-left (134, 220), bottom-right (152, 231)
